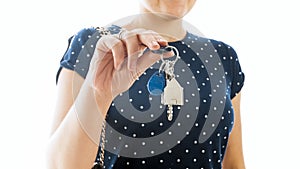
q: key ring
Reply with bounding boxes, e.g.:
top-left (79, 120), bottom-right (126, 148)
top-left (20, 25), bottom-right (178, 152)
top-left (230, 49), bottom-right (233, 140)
top-left (154, 46), bottom-right (180, 75)
top-left (160, 46), bottom-right (180, 63)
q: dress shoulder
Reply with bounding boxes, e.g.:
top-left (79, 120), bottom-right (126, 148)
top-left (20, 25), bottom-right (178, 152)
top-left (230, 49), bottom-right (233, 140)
top-left (186, 33), bottom-right (245, 98)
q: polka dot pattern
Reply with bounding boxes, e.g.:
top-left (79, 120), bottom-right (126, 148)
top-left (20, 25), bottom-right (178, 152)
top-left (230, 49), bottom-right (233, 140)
top-left (57, 25), bottom-right (245, 169)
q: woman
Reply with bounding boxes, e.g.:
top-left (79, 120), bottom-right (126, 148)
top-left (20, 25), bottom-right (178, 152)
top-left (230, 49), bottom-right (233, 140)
top-left (47, 0), bottom-right (246, 168)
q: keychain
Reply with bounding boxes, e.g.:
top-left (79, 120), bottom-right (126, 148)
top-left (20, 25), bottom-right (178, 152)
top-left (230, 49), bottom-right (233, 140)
top-left (147, 46), bottom-right (184, 121)
top-left (147, 71), bottom-right (166, 96)
top-left (146, 46), bottom-right (170, 96)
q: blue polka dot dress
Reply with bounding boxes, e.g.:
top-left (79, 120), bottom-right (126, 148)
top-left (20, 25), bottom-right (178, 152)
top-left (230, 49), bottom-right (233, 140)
top-left (56, 25), bottom-right (245, 169)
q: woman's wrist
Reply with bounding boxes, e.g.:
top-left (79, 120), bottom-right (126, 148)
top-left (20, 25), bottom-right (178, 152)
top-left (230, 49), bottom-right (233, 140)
top-left (93, 88), bottom-right (113, 115)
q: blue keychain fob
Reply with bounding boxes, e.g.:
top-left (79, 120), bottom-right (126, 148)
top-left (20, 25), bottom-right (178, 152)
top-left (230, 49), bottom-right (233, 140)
top-left (147, 71), bottom-right (166, 96)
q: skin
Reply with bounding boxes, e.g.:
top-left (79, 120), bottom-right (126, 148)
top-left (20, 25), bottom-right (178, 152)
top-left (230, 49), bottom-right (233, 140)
top-left (139, 0), bottom-right (196, 19)
top-left (46, 0), bottom-right (246, 168)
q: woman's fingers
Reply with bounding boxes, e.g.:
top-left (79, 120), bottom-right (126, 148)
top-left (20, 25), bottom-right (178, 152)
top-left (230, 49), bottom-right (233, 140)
top-left (96, 28), bottom-right (170, 72)
top-left (111, 42), bottom-right (125, 70)
top-left (97, 36), bottom-right (126, 71)
top-left (137, 30), bottom-right (168, 50)
top-left (120, 29), bottom-right (169, 71)
top-left (120, 31), bottom-right (142, 70)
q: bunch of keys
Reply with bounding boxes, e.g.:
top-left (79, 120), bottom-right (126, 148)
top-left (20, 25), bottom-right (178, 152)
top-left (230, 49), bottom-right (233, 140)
top-left (147, 46), bottom-right (184, 121)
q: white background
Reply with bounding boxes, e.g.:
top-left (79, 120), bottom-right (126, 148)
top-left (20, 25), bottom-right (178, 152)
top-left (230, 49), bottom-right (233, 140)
top-left (0, 0), bottom-right (299, 168)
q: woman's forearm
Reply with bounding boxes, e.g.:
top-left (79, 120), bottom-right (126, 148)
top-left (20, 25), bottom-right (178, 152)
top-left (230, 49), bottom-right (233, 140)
top-left (46, 82), bottom-right (112, 169)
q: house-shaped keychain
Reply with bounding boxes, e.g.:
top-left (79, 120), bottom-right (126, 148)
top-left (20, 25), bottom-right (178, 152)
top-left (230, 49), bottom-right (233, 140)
top-left (161, 78), bottom-right (184, 106)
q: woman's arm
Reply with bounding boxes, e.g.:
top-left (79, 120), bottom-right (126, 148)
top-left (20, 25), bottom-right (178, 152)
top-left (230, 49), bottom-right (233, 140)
top-left (46, 69), bottom-right (112, 169)
top-left (49, 69), bottom-right (84, 136)
top-left (222, 92), bottom-right (246, 169)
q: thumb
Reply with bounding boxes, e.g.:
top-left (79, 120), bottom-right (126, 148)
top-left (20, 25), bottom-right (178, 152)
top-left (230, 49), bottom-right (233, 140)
top-left (136, 50), bottom-right (160, 72)
top-left (136, 48), bottom-right (174, 73)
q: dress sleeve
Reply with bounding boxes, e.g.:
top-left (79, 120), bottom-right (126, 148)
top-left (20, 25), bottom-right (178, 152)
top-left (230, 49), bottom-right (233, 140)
top-left (56, 27), bottom-right (98, 83)
top-left (55, 25), bottom-right (123, 84)
top-left (227, 46), bottom-right (245, 99)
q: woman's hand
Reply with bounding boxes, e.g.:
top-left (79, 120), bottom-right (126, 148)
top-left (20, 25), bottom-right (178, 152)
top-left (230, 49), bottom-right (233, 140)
top-left (87, 28), bottom-right (171, 99)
